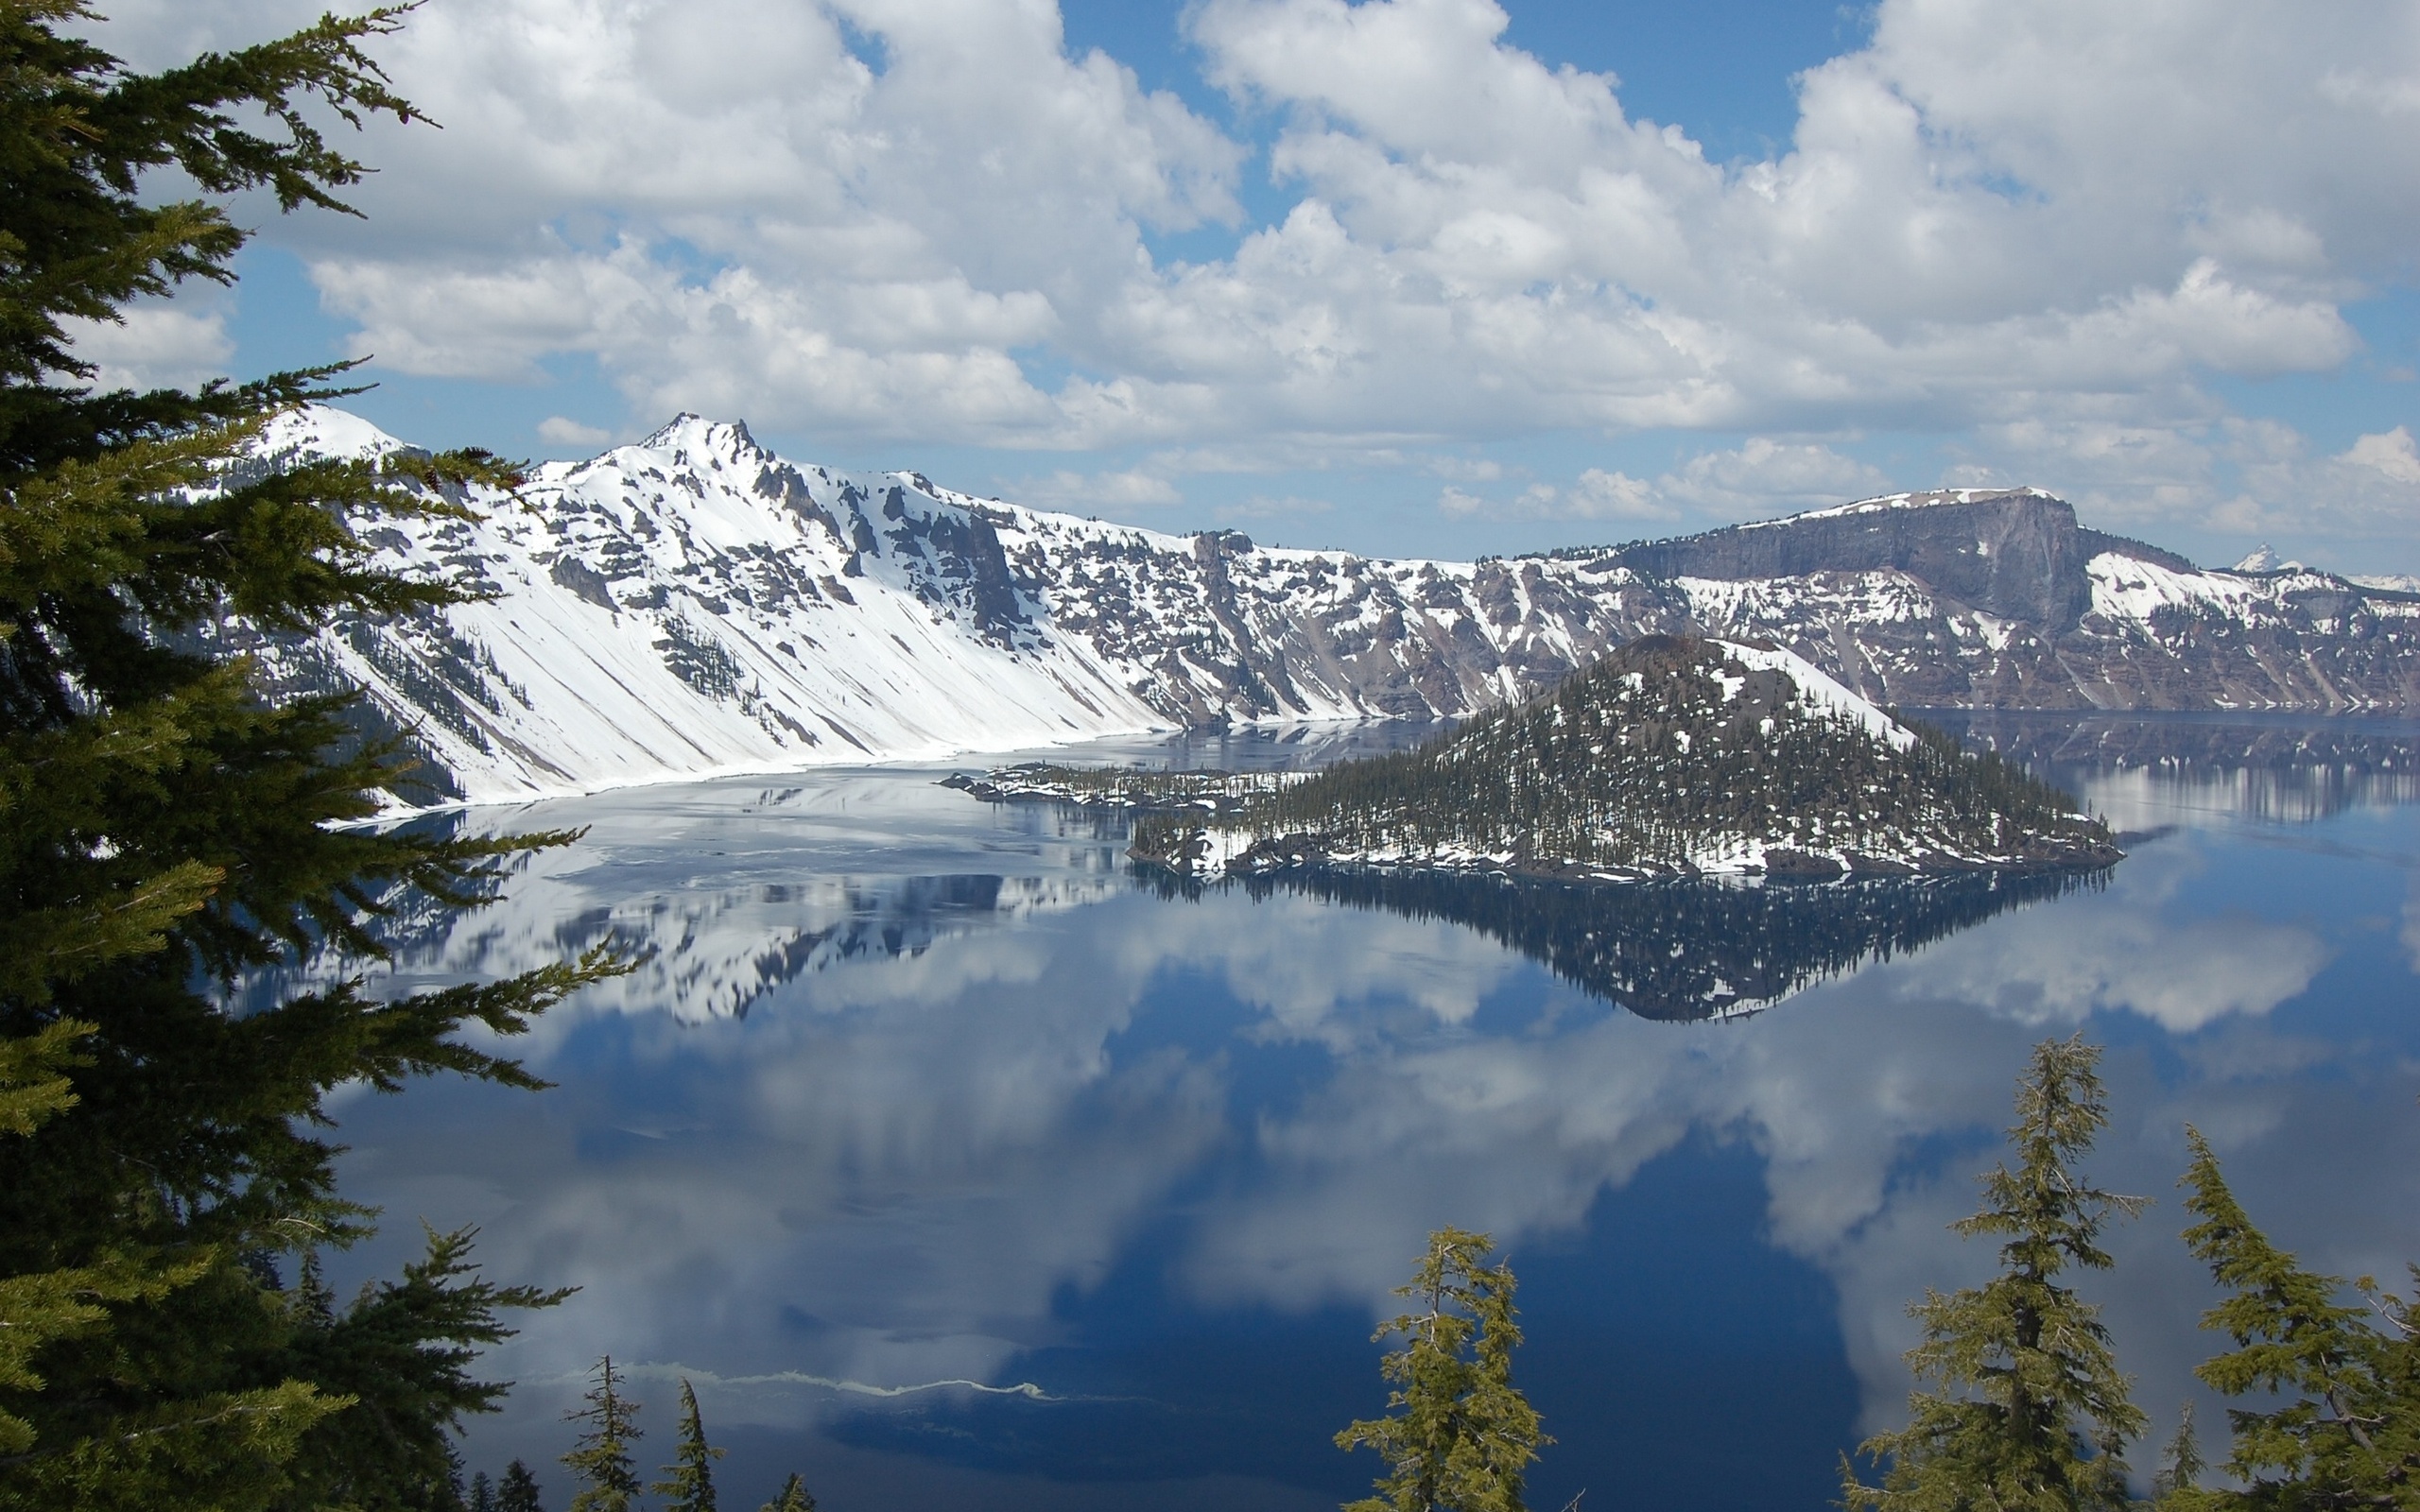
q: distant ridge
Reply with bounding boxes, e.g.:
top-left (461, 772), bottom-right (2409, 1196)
top-left (231, 407), bottom-right (2420, 807)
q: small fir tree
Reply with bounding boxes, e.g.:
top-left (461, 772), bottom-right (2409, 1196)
top-left (469, 1470), bottom-right (496, 1512)
top-left (497, 1459), bottom-right (545, 1512)
top-left (654, 1378), bottom-right (726, 1512)
top-left (2149, 1402), bottom-right (2210, 1510)
top-left (1843, 1035), bottom-right (2147, 1512)
top-left (1336, 1227), bottom-right (1548, 1512)
top-left (562, 1357), bottom-right (644, 1512)
top-left (2177, 1126), bottom-right (2420, 1505)
top-left (758, 1472), bottom-right (817, 1512)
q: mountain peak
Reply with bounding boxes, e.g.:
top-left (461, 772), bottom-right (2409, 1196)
top-left (635, 412), bottom-right (767, 462)
top-left (258, 404), bottom-right (412, 463)
top-left (2232, 544), bottom-right (2305, 574)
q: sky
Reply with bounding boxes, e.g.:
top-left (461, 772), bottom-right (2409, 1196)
top-left (70, 0), bottom-right (2420, 570)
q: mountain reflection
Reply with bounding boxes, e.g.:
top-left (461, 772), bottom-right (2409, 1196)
top-left (1933, 711), bottom-right (2420, 824)
top-left (1210, 868), bottom-right (2105, 1021)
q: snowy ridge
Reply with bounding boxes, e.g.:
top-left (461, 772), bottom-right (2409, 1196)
top-left (1734, 486), bottom-right (2059, 529)
top-left (233, 408), bottom-right (2420, 808)
top-left (1717, 638), bottom-right (1916, 752)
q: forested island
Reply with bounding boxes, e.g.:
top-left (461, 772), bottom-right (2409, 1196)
top-left (1132, 635), bottom-right (2121, 883)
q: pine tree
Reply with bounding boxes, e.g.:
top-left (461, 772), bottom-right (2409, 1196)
top-left (469, 1470), bottom-right (496, 1512)
top-left (0, 4), bottom-right (622, 1507)
top-left (1843, 1035), bottom-right (2147, 1512)
top-left (1336, 1227), bottom-right (1548, 1512)
top-left (757, 1472), bottom-right (817, 1512)
top-left (497, 1460), bottom-right (544, 1512)
top-left (654, 1379), bottom-right (725, 1512)
top-left (562, 1357), bottom-right (644, 1512)
top-left (2148, 1401), bottom-right (2210, 1510)
top-left (2177, 1126), bottom-right (2420, 1506)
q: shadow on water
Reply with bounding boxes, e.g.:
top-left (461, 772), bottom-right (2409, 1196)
top-left (1151, 866), bottom-right (2109, 1021)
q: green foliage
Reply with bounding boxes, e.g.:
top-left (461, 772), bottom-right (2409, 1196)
top-left (0, 4), bottom-right (625, 1507)
top-left (1337, 1227), bottom-right (1548, 1512)
top-left (1843, 1036), bottom-right (2147, 1512)
top-left (497, 1459), bottom-right (544, 1512)
top-left (2176, 1127), bottom-right (2420, 1507)
top-left (758, 1472), bottom-right (817, 1512)
top-left (2150, 1401), bottom-right (2212, 1510)
top-left (1135, 637), bottom-right (2109, 875)
top-left (653, 1378), bottom-right (725, 1512)
top-left (469, 1469), bottom-right (495, 1512)
top-left (562, 1357), bottom-right (643, 1512)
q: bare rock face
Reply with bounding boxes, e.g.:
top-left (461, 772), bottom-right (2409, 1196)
top-left (1610, 489), bottom-right (2196, 629)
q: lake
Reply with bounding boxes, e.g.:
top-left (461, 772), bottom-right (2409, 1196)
top-left (313, 715), bottom-right (2420, 1512)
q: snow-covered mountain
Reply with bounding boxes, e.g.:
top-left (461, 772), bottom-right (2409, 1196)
top-left (231, 408), bottom-right (2420, 807)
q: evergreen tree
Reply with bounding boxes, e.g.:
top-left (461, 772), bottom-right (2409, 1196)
top-left (469, 1470), bottom-right (496, 1512)
top-left (0, 4), bottom-right (621, 1508)
top-left (2148, 1401), bottom-right (2207, 1507)
top-left (758, 1472), bottom-right (817, 1512)
top-left (497, 1460), bottom-right (544, 1512)
top-left (562, 1357), bottom-right (644, 1512)
top-left (2176, 1126), bottom-right (2420, 1506)
top-left (1843, 1036), bottom-right (2147, 1512)
top-left (654, 1378), bottom-right (725, 1512)
top-left (1337, 1227), bottom-right (1548, 1512)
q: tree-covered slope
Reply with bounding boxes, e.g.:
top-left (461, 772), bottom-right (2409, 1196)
top-left (1132, 635), bottom-right (2119, 880)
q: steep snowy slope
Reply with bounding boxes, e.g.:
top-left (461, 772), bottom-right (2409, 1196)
top-left (234, 407), bottom-right (1678, 804)
top-left (233, 409), bottom-right (2420, 807)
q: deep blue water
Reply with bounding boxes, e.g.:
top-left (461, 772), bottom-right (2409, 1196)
top-left (318, 717), bottom-right (2420, 1512)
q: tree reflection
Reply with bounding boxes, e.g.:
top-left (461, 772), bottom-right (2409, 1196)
top-left (1154, 868), bottom-right (2108, 1021)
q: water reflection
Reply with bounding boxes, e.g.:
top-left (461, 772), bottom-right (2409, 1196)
top-left (308, 722), bottom-right (2420, 1512)
top-left (1932, 710), bottom-right (2420, 826)
top-left (1219, 868), bottom-right (2104, 1021)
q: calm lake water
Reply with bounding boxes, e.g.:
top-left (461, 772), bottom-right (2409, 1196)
top-left (316, 715), bottom-right (2420, 1512)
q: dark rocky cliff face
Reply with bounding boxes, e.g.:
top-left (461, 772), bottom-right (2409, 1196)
top-left (1609, 490), bottom-right (2192, 630)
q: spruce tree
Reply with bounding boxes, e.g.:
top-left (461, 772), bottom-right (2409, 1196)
top-left (654, 1378), bottom-right (725, 1512)
top-left (2148, 1401), bottom-right (2209, 1509)
top-left (1843, 1035), bottom-right (2147, 1512)
top-left (497, 1460), bottom-right (545, 1512)
top-left (2176, 1126), bottom-right (2420, 1506)
top-left (1336, 1227), bottom-right (1548, 1512)
top-left (469, 1470), bottom-right (496, 1512)
top-left (562, 1357), bottom-right (644, 1512)
top-left (758, 1472), bottom-right (817, 1512)
top-left (0, 4), bottom-right (620, 1508)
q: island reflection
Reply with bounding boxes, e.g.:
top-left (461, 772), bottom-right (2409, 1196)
top-left (1206, 868), bottom-right (2105, 1021)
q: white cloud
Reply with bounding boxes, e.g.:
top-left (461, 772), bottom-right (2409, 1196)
top-left (62, 303), bottom-right (234, 393)
top-left (538, 415), bottom-right (612, 446)
top-left (2347, 426), bottom-right (2420, 486)
top-left (1439, 438), bottom-right (1885, 523)
top-left (1008, 465), bottom-right (1184, 510)
top-left (79, 0), bottom-right (2420, 544)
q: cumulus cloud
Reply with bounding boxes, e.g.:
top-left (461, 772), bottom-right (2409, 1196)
top-left (1440, 438), bottom-right (1887, 523)
top-left (1008, 465), bottom-right (1184, 510)
top-left (80, 0), bottom-right (2420, 540)
top-left (538, 415), bottom-right (612, 446)
top-left (62, 303), bottom-right (234, 393)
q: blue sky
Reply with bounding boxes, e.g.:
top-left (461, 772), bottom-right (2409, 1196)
top-left (83, 0), bottom-right (2420, 569)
